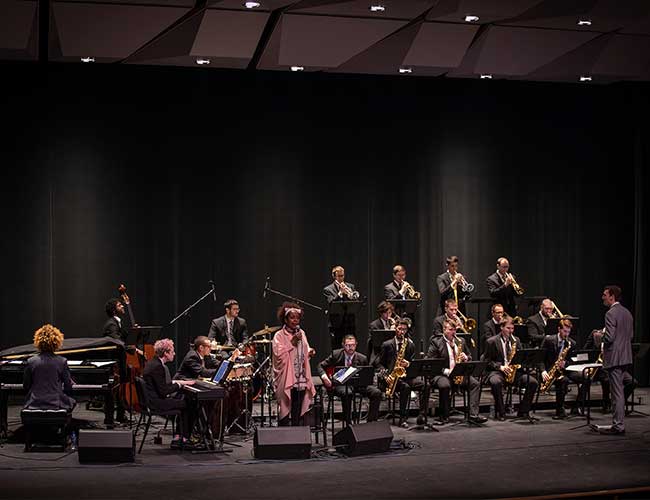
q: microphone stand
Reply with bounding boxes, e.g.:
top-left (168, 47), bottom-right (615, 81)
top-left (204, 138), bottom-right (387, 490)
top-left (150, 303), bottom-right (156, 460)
top-left (168, 285), bottom-right (215, 362)
top-left (263, 280), bottom-right (325, 314)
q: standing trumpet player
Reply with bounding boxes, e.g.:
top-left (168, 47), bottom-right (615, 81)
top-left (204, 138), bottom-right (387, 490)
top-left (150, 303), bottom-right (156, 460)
top-left (323, 265), bottom-right (360, 349)
top-left (436, 256), bottom-right (473, 316)
top-left (486, 257), bottom-right (521, 318)
top-left (384, 264), bottom-right (419, 328)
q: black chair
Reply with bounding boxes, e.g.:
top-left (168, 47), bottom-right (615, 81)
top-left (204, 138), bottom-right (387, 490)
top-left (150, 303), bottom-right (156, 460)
top-left (21, 408), bottom-right (71, 452)
top-left (134, 376), bottom-right (183, 453)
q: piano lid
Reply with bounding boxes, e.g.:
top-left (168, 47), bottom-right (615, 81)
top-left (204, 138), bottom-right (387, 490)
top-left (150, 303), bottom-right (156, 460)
top-left (0, 337), bottom-right (124, 358)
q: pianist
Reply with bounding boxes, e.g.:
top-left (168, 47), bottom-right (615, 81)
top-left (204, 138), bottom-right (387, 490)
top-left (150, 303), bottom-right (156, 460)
top-left (143, 339), bottom-right (195, 449)
top-left (23, 324), bottom-right (76, 412)
top-left (174, 336), bottom-right (221, 380)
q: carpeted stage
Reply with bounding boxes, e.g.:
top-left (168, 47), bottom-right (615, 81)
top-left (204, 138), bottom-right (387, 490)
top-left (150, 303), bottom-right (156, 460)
top-left (1, 389), bottom-right (649, 500)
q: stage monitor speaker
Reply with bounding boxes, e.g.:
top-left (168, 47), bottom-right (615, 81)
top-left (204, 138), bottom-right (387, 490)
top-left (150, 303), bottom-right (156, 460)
top-left (253, 426), bottom-right (311, 460)
top-left (333, 420), bottom-right (393, 456)
top-left (78, 429), bottom-right (135, 463)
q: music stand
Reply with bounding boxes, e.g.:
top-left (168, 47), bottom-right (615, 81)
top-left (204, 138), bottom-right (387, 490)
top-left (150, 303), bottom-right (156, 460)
top-left (328, 300), bottom-right (364, 348)
top-left (449, 361), bottom-right (488, 427)
top-left (387, 299), bottom-right (420, 316)
top-left (510, 348), bottom-right (545, 423)
top-left (514, 325), bottom-right (530, 347)
top-left (332, 365), bottom-right (375, 425)
top-left (405, 358), bottom-right (445, 431)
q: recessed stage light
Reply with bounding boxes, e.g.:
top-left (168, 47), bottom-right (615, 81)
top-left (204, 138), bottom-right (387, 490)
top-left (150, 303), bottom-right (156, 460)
top-left (580, 76), bottom-right (592, 82)
top-left (196, 58), bottom-right (211, 65)
top-left (577, 19), bottom-right (592, 26)
top-left (398, 67), bottom-right (412, 74)
top-left (290, 66), bottom-right (304, 72)
top-left (465, 15), bottom-right (480, 23)
top-left (370, 5), bottom-right (385, 12)
top-left (244, 1), bottom-right (260, 8)
top-left (81, 57), bottom-right (95, 63)
top-left (480, 74), bottom-right (492, 79)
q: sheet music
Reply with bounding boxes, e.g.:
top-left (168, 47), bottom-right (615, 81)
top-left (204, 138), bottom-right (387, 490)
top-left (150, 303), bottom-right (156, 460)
top-left (66, 360), bottom-right (84, 366)
top-left (88, 361), bottom-right (116, 367)
top-left (333, 366), bottom-right (358, 384)
top-left (566, 363), bottom-right (601, 372)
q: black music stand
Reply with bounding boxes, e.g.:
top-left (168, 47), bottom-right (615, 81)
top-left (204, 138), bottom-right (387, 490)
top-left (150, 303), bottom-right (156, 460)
top-left (369, 330), bottom-right (395, 363)
top-left (514, 325), bottom-right (530, 347)
top-left (332, 365), bottom-right (374, 426)
top-left (387, 299), bottom-right (420, 317)
top-left (565, 362), bottom-right (603, 431)
top-left (510, 348), bottom-right (545, 423)
top-left (328, 300), bottom-right (364, 349)
top-left (449, 361), bottom-right (488, 427)
top-left (406, 358), bottom-right (445, 432)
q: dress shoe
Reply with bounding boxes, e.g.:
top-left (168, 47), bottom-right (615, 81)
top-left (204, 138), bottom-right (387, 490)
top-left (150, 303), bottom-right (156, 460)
top-left (570, 406), bottom-right (585, 416)
top-left (494, 414), bottom-right (506, 422)
top-left (469, 415), bottom-right (488, 424)
top-left (598, 426), bottom-right (625, 435)
top-left (553, 409), bottom-right (567, 420)
top-left (398, 418), bottom-right (409, 428)
top-left (437, 417), bottom-right (450, 425)
top-left (416, 414), bottom-right (427, 425)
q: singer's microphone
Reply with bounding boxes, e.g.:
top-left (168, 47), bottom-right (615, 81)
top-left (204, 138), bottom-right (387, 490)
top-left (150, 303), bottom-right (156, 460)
top-left (263, 277), bottom-right (270, 298)
top-left (209, 280), bottom-right (217, 302)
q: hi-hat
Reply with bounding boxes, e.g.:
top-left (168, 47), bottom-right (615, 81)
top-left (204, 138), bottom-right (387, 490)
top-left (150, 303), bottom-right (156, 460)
top-left (252, 325), bottom-right (281, 337)
top-left (211, 342), bottom-right (235, 350)
top-left (253, 339), bottom-right (272, 344)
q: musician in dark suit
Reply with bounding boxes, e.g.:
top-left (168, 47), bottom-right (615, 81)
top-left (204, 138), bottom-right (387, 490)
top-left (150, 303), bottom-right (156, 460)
top-left (526, 298), bottom-right (555, 347)
top-left (143, 339), bottom-right (195, 448)
top-left (539, 319), bottom-right (588, 419)
top-left (481, 303), bottom-right (504, 351)
top-left (485, 257), bottom-right (518, 318)
top-left (436, 256), bottom-right (472, 315)
top-left (596, 286), bottom-right (636, 435)
top-left (368, 301), bottom-right (395, 366)
top-left (377, 319), bottom-right (428, 428)
top-left (323, 265), bottom-right (359, 348)
top-left (384, 265), bottom-right (408, 300)
top-left (207, 299), bottom-right (248, 345)
top-left (23, 324), bottom-right (76, 412)
top-left (433, 299), bottom-right (463, 335)
top-left (174, 336), bottom-right (221, 380)
top-left (318, 335), bottom-right (381, 423)
top-left (427, 319), bottom-right (487, 424)
top-left (483, 316), bottom-right (538, 421)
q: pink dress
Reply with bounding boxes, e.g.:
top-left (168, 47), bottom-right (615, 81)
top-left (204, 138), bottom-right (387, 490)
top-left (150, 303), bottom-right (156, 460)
top-left (272, 327), bottom-right (316, 420)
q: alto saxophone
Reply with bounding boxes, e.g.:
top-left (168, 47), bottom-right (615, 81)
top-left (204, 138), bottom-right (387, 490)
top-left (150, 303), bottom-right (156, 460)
top-left (453, 337), bottom-right (464, 385)
top-left (385, 339), bottom-right (408, 398)
top-left (504, 338), bottom-right (521, 384)
top-left (540, 341), bottom-right (572, 393)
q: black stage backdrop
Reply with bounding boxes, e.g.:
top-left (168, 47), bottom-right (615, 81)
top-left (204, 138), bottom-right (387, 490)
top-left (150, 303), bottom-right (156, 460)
top-left (1, 62), bottom-right (648, 372)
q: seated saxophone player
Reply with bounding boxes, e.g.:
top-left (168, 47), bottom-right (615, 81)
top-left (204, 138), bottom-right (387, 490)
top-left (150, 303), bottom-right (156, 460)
top-left (483, 316), bottom-right (538, 421)
top-left (368, 301), bottom-right (396, 366)
top-left (526, 298), bottom-right (555, 347)
top-left (433, 299), bottom-right (462, 336)
top-left (426, 319), bottom-right (487, 424)
top-left (539, 319), bottom-right (588, 419)
top-left (323, 265), bottom-right (360, 348)
top-left (436, 255), bottom-right (472, 316)
top-left (481, 304), bottom-right (504, 349)
top-left (377, 319), bottom-right (429, 428)
top-left (485, 257), bottom-right (519, 318)
top-left (584, 328), bottom-right (636, 414)
top-left (317, 335), bottom-right (382, 424)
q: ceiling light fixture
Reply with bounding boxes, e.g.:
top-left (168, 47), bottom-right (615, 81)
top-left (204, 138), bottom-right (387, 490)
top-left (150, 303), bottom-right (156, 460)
top-left (398, 67), bottom-right (412, 74)
top-left (464, 15), bottom-right (480, 22)
top-left (577, 19), bottom-right (592, 26)
top-left (369, 5), bottom-right (385, 12)
top-left (480, 74), bottom-right (492, 79)
top-left (196, 58), bottom-right (211, 65)
top-left (580, 76), bottom-right (592, 82)
top-left (80, 57), bottom-right (95, 63)
top-left (290, 66), bottom-right (304, 72)
top-left (244, 1), bottom-right (260, 8)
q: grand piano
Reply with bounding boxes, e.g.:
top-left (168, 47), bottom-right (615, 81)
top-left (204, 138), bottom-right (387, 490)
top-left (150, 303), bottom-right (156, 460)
top-left (0, 337), bottom-right (124, 435)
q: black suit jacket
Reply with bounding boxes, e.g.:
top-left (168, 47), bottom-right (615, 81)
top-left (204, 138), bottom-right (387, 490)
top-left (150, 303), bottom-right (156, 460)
top-left (323, 281), bottom-right (357, 303)
top-left (539, 334), bottom-right (576, 372)
top-left (483, 334), bottom-right (522, 373)
top-left (426, 335), bottom-right (472, 369)
top-left (432, 314), bottom-right (448, 335)
top-left (526, 312), bottom-right (548, 347)
top-left (481, 319), bottom-right (499, 346)
top-left (369, 318), bottom-right (390, 331)
top-left (174, 349), bottom-right (221, 380)
top-left (23, 353), bottom-right (75, 411)
top-left (384, 281), bottom-right (403, 300)
top-left (143, 357), bottom-right (181, 410)
top-left (377, 338), bottom-right (415, 374)
top-left (103, 317), bottom-right (127, 342)
top-left (485, 272), bottom-right (517, 317)
top-left (583, 330), bottom-right (603, 350)
top-left (317, 349), bottom-right (369, 377)
top-left (207, 315), bottom-right (248, 344)
top-left (436, 272), bottom-right (470, 315)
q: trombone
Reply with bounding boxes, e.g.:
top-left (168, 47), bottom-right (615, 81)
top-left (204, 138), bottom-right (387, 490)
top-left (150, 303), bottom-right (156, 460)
top-left (454, 311), bottom-right (477, 347)
top-left (552, 301), bottom-right (570, 319)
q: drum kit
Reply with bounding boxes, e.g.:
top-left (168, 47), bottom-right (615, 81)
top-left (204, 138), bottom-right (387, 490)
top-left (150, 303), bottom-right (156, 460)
top-left (210, 325), bottom-right (280, 436)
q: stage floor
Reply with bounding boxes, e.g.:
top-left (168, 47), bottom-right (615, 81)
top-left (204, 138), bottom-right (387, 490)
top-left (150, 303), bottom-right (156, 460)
top-left (1, 388), bottom-right (649, 500)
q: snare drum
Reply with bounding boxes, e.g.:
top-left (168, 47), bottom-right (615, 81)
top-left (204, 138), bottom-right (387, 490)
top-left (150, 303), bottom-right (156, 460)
top-left (226, 362), bottom-right (254, 381)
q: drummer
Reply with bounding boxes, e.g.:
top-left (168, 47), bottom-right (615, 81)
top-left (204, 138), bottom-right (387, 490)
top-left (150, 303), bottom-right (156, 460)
top-left (175, 336), bottom-right (221, 380)
top-left (208, 299), bottom-right (249, 345)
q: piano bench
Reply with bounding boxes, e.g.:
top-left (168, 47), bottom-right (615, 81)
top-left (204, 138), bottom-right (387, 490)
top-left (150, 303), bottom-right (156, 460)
top-left (21, 409), bottom-right (72, 452)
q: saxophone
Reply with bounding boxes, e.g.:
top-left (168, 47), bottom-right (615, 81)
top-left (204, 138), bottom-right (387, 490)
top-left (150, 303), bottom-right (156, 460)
top-left (385, 339), bottom-right (408, 398)
top-left (504, 337), bottom-right (521, 384)
top-left (453, 337), bottom-right (464, 385)
top-left (540, 341), bottom-right (572, 393)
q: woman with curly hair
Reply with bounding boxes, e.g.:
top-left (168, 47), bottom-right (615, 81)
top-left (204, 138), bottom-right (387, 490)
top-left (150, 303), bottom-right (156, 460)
top-left (23, 324), bottom-right (76, 411)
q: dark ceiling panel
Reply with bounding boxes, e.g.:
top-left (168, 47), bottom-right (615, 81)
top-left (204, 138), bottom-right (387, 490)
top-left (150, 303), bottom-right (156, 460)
top-left (427, 0), bottom-right (544, 24)
top-left (593, 34), bottom-right (650, 78)
top-left (403, 21), bottom-right (478, 68)
top-left (473, 25), bottom-right (600, 76)
top-left (278, 14), bottom-right (406, 68)
top-left (191, 10), bottom-right (269, 59)
top-left (0, 0), bottom-right (38, 58)
top-left (288, 0), bottom-right (436, 19)
top-left (52, 2), bottom-right (189, 60)
top-left (67, 0), bottom-right (195, 5)
top-left (214, 0), bottom-right (298, 11)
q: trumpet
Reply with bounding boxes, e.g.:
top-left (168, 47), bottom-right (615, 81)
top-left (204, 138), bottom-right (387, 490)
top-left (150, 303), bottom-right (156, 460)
top-left (400, 281), bottom-right (421, 300)
top-left (339, 282), bottom-right (360, 300)
top-left (451, 273), bottom-right (475, 293)
top-left (506, 273), bottom-right (525, 296)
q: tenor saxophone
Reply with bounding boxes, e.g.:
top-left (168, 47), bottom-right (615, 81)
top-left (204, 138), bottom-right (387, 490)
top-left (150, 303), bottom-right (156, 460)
top-left (453, 337), bottom-right (464, 385)
top-left (385, 339), bottom-right (408, 398)
top-left (504, 338), bottom-right (521, 384)
top-left (540, 341), bottom-right (572, 393)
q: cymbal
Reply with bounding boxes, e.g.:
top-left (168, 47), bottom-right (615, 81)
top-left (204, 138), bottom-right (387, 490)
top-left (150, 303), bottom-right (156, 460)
top-left (210, 343), bottom-right (235, 350)
top-left (253, 339), bottom-right (272, 344)
top-left (252, 325), bottom-right (281, 337)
